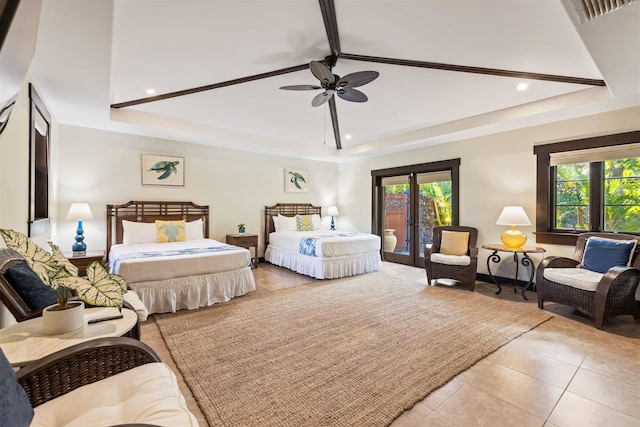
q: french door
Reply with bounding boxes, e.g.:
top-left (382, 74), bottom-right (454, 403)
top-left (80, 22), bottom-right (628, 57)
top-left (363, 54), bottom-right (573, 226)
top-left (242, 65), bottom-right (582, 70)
top-left (372, 159), bottom-right (460, 267)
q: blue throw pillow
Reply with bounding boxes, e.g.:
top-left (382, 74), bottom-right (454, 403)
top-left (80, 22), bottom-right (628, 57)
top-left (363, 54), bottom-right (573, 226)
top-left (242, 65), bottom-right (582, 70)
top-left (4, 261), bottom-right (58, 310)
top-left (581, 237), bottom-right (637, 274)
top-left (0, 349), bottom-right (34, 427)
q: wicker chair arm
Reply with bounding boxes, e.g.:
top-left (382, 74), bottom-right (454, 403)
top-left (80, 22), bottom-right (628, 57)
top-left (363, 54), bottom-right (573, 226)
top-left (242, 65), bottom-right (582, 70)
top-left (16, 337), bottom-right (160, 407)
top-left (424, 244), bottom-right (434, 257)
top-left (538, 256), bottom-right (579, 270)
top-left (595, 266), bottom-right (640, 302)
top-left (469, 247), bottom-right (478, 259)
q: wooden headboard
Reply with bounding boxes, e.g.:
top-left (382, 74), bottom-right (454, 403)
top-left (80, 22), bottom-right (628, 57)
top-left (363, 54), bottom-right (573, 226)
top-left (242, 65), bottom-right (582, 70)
top-left (264, 203), bottom-right (322, 245)
top-left (106, 201), bottom-right (209, 258)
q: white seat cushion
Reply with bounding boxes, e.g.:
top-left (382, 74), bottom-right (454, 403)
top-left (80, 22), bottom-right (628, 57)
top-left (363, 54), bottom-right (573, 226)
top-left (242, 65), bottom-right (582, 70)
top-left (31, 363), bottom-right (199, 427)
top-left (543, 267), bottom-right (604, 292)
top-left (431, 253), bottom-right (470, 266)
top-left (124, 290), bottom-right (149, 322)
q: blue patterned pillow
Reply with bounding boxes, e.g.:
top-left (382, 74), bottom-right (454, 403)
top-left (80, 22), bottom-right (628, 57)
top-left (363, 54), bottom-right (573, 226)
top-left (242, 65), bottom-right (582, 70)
top-left (581, 237), bottom-right (637, 274)
top-left (0, 349), bottom-right (34, 427)
top-left (4, 260), bottom-right (58, 310)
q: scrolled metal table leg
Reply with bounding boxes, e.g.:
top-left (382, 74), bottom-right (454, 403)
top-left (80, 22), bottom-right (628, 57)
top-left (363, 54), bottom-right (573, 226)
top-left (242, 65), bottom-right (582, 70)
top-left (519, 252), bottom-right (535, 301)
top-left (486, 250), bottom-right (502, 295)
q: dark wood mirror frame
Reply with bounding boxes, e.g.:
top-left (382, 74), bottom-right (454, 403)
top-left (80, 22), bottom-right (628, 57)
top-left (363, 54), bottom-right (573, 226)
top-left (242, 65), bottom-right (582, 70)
top-left (28, 84), bottom-right (50, 238)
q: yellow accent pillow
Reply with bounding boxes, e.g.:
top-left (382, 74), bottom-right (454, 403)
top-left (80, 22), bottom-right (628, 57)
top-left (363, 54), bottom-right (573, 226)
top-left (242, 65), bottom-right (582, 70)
top-left (155, 220), bottom-right (186, 243)
top-left (296, 215), bottom-right (315, 231)
top-left (440, 231), bottom-right (470, 256)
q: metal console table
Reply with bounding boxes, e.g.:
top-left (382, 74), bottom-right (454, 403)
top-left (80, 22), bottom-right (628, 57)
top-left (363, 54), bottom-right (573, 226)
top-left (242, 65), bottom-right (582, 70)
top-left (482, 244), bottom-right (546, 300)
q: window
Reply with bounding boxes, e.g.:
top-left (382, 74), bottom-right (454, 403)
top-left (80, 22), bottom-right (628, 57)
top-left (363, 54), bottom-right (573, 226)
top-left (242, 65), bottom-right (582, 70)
top-left (534, 131), bottom-right (640, 245)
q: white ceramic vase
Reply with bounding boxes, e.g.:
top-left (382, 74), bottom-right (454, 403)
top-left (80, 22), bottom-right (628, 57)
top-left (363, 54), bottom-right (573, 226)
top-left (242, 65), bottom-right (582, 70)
top-left (42, 301), bottom-right (85, 335)
top-left (384, 229), bottom-right (397, 252)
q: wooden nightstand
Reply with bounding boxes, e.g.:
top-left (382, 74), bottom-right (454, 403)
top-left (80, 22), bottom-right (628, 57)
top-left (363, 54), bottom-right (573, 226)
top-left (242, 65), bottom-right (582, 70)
top-left (226, 233), bottom-right (258, 268)
top-left (64, 250), bottom-right (106, 276)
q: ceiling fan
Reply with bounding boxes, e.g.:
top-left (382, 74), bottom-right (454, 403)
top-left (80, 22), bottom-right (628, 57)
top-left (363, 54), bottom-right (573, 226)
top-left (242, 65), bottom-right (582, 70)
top-left (279, 55), bottom-right (379, 107)
top-left (111, 0), bottom-right (606, 150)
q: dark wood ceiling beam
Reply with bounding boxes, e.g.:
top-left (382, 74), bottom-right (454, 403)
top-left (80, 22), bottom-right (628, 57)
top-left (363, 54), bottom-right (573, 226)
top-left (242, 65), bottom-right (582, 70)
top-left (319, 0), bottom-right (340, 58)
top-left (339, 53), bottom-right (607, 87)
top-left (328, 96), bottom-right (342, 149)
top-left (111, 63), bottom-right (310, 109)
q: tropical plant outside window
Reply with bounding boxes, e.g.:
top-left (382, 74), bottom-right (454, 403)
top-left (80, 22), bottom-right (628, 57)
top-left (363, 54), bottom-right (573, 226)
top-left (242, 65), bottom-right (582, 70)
top-left (554, 157), bottom-right (640, 233)
top-left (384, 179), bottom-right (452, 254)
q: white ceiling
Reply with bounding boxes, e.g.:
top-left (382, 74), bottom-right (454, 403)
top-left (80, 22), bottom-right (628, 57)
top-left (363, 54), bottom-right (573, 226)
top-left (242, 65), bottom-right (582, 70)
top-left (25, 0), bottom-right (640, 162)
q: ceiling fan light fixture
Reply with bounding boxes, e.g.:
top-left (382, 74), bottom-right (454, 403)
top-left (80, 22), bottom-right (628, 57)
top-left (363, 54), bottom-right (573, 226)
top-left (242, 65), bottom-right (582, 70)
top-left (146, 88), bottom-right (156, 95)
top-left (517, 82), bottom-right (528, 91)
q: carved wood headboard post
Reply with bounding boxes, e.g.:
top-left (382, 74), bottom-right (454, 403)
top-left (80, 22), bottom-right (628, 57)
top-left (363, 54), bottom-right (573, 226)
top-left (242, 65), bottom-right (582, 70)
top-left (106, 201), bottom-right (210, 262)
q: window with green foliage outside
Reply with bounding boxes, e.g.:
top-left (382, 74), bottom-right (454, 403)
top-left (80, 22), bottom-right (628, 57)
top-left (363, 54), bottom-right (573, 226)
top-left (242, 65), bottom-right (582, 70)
top-left (553, 157), bottom-right (640, 233)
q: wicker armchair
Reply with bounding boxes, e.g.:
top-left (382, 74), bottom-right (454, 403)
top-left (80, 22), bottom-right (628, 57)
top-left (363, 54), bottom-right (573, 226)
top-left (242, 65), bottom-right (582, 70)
top-left (16, 337), bottom-right (159, 407)
top-left (0, 248), bottom-right (141, 339)
top-left (7, 337), bottom-right (199, 426)
top-left (424, 226), bottom-right (478, 291)
top-left (536, 232), bottom-right (640, 329)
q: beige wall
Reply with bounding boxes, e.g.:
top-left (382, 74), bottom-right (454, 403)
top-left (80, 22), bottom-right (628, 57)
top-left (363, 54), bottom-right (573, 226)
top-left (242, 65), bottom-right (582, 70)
top-left (2, 80), bottom-right (639, 280)
top-left (340, 106), bottom-right (640, 278)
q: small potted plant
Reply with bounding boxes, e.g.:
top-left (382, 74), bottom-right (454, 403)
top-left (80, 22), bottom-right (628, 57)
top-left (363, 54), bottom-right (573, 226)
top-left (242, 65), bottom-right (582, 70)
top-left (1, 229), bottom-right (127, 334)
top-left (237, 223), bottom-right (246, 233)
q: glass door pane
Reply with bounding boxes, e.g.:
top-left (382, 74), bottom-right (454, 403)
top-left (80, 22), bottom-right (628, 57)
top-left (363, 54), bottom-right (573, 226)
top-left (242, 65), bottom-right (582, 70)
top-left (417, 171), bottom-right (452, 259)
top-left (381, 175), bottom-right (411, 264)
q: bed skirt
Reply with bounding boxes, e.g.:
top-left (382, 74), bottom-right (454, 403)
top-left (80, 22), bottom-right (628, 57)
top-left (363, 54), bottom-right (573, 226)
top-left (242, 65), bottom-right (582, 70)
top-left (128, 267), bottom-right (256, 314)
top-left (265, 246), bottom-right (381, 279)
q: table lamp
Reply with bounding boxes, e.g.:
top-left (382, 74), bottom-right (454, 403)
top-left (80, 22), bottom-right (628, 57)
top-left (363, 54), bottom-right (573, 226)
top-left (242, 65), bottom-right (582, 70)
top-left (327, 206), bottom-right (339, 231)
top-left (66, 203), bottom-right (93, 255)
top-left (496, 206), bottom-right (531, 248)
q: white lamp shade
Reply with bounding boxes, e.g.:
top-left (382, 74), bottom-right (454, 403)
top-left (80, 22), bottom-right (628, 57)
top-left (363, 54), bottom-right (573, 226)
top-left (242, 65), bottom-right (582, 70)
top-left (66, 203), bottom-right (94, 221)
top-left (327, 206), bottom-right (339, 216)
top-left (496, 206), bottom-right (531, 226)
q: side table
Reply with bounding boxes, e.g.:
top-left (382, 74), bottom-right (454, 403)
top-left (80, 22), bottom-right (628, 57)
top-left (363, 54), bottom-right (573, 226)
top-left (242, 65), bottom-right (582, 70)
top-left (0, 307), bottom-right (138, 367)
top-left (482, 244), bottom-right (546, 301)
top-left (226, 233), bottom-right (259, 268)
top-left (64, 250), bottom-right (106, 276)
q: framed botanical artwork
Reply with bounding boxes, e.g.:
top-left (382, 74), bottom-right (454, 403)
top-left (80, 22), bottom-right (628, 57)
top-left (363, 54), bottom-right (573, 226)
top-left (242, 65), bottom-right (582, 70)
top-left (142, 154), bottom-right (185, 186)
top-left (285, 168), bottom-right (309, 192)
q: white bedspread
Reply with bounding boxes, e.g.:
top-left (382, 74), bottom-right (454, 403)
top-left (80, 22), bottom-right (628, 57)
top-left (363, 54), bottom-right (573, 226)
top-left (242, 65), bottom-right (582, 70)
top-left (265, 230), bottom-right (381, 279)
top-left (268, 230), bottom-right (380, 257)
top-left (109, 239), bottom-right (250, 283)
top-left (109, 239), bottom-right (255, 314)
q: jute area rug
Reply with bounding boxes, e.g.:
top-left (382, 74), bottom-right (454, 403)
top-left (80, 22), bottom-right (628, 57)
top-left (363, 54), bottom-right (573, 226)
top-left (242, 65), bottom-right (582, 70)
top-left (155, 272), bottom-right (552, 427)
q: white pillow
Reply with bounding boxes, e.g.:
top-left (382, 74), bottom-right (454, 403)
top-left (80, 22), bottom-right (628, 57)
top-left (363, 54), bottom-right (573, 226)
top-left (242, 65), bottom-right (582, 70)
top-left (185, 218), bottom-right (204, 240)
top-left (312, 214), bottom-right (322, 230)
top-left (276, 214), bottom-right (297, 232)
top-left (122, 220), bottom-right (155, 244)
top-left (272, 215), bottom-right (279, 231)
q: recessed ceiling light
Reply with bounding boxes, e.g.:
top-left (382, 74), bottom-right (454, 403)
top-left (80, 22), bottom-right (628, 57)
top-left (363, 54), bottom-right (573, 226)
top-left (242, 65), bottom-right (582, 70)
top-left (344, 134), bottom-right (352, 140)
top-left (146, 88), bottom-right (156, 95)
top-left (517, 82), bottom-right (528, 91)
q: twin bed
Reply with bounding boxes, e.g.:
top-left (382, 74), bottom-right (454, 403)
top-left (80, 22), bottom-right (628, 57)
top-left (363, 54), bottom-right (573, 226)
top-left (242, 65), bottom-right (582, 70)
top-left (106, 201), bottom-right (381, 315)
top-left (106, 201), bottom-right (255, 314)
top-left (263, 203), bottom-right (381, 279)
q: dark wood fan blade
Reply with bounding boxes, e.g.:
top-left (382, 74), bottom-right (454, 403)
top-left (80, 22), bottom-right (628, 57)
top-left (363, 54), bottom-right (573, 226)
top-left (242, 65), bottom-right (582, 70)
top-left (339, 53), bottom-right (606, 87)
top-left (337, 87), bottom-right (368, 103)
top-left (111, 63), bottom-right (310, 108)
top-left (328, 96), bottom-right (342, 149)
top-left (280, 85), bottom-right (322, 90)
top-left (312, 91), bottom-right (333, 107)
top-left (310, 60), bottom-right (335, 85)
top-left (337, 71), bottom-right (379, 88)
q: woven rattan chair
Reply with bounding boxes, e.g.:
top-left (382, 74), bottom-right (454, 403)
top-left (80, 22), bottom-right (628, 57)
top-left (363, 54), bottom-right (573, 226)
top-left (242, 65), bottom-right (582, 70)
top-left (0, 248), bottom-right (140, 339)
top-left (424, 226), bottom-right (478, 291)
top-left (536, 232), bottom-right (640, 329)
top-left (16, 337), bottom-right (159, 407)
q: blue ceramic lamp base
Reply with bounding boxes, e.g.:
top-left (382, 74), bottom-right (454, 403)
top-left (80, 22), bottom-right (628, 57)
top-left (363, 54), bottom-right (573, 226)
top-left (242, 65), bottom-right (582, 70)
top-left (72, 220), bottom-right (87, 256)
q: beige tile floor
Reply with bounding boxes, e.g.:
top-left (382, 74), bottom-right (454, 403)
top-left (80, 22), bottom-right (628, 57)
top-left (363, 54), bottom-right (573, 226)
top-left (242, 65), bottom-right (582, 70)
top-left (141, 262), bottom-right (640, 427)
